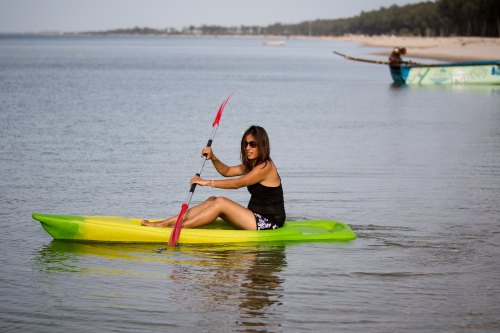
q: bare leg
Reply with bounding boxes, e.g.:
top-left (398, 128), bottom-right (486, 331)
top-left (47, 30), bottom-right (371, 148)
top-left (141, 196), bottom-right (257, 230)
top-left (182, 197), bottom-right (257, 230)
top-left (141, 197), bottom-right (217, 227)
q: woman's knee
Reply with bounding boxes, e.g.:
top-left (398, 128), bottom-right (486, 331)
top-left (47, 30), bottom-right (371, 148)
top-left (202, 196), bottom-right (226, 209)
top-left (213, 196), bottom-right (231, 207)
top-left (204, 196), bottom-right (217, 203)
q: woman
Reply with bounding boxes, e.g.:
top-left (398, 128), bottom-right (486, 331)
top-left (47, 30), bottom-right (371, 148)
top-left (141, 125), bottom-right (286, 230)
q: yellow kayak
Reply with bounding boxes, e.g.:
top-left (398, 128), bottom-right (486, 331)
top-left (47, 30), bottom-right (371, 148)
top-left (32, 214), bottom-right (357, 244)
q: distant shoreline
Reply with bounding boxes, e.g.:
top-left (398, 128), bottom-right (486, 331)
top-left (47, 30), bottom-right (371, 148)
top-left (2, 33), bottom-right (498, 62)
top-left (334, 35), bottom-right (500, 62)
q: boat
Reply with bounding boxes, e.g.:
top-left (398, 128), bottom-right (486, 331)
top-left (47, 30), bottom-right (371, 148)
top-left (333, 51), bottom-right (500, 85)
top-left (391, 60), bottom-right (500, 85)
top-left (32, 214), bottom-right (357, 244)
top-left (262, 40), bottom-right (287, 46)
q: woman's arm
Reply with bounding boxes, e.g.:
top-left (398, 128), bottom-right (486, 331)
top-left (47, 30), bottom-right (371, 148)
top-left (202, 147), bottom-right (246, 177)
top-left (191, 162), bottom-right (274, 189)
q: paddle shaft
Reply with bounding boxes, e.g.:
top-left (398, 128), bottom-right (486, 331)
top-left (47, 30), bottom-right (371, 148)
top-left (168, 95), bottom-right (231, 246)
top-left (185, 125), bottom-right (218, 206)
top-left (168, 126), bottom-right (219, 247)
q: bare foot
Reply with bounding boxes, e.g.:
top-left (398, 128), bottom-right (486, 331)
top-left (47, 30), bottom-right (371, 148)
top-left (141, 219), bottom-right (166, 227)
top-left (141, 219), bottom-right (154, 226)
top-left (141, 219), bottom-right (174, 227)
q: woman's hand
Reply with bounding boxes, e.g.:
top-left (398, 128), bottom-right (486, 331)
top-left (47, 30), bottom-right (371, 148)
top-left (201, 147), bottom-right (214, 160)
top-left (190, 175), bottom-right (209, 187)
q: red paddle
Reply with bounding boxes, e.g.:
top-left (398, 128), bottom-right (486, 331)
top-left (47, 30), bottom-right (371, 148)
top-left (168, 95), bottom-right (232, 246)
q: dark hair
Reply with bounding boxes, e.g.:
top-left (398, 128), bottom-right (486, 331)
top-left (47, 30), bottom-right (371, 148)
top-left (241, 125), bottom-right (272, 171)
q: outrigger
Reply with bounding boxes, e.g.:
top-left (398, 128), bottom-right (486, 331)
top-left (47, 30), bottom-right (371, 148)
top-left (333, 50), bottom-right (500, 85)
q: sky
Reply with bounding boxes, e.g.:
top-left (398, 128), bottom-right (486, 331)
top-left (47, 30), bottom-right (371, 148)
top-left (0, 0), bottom-right (423, 33)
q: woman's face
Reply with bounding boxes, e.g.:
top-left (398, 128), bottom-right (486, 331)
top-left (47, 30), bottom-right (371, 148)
top-left (244, 134), bottom-right (258, 160)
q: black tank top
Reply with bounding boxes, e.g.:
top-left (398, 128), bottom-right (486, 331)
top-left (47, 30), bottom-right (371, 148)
top-left (247, 182), bottom-right (286, 225)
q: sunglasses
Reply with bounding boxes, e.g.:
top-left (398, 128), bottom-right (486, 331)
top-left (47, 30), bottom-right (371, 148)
top-left (244, 140), bottom-right (257, 148)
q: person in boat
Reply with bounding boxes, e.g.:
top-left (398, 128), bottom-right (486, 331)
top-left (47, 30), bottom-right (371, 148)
top-left (141, 125), bottom-right (286, 230)
top-left (389, 47), bottom-right (407, 66)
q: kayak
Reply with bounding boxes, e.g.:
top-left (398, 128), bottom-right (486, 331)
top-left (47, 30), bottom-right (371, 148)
top-left (32, 214), bottom-right (357, 244)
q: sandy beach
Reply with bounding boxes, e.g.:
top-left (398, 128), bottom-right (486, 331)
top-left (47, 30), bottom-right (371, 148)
top-left (337, 35), bottom-right (500, 62)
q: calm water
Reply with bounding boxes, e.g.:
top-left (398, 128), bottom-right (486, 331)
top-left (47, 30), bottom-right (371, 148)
top-left (1, 36), bottom-right (500, 332)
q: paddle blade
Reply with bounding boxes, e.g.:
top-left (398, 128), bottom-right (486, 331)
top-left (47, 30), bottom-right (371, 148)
top-left (168, 203), bottom-right (188, 246)
top-left (212, 94), bottom-right (231, 127)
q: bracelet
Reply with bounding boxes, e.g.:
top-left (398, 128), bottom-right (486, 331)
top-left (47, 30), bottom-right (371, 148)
top-left (211, 179), bottom-right (214, 188)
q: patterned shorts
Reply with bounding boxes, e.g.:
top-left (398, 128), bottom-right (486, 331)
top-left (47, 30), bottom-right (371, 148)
top-left (253, 213), bottom-right (282, 230)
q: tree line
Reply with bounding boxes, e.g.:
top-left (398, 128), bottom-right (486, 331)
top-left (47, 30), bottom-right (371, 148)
top-left (267, 0), bottom-right (499, 37)
top-left (84, 0), bottom-right (500, 37)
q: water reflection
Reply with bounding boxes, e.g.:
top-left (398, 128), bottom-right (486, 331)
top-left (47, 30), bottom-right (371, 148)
top-left (34, 241), bottom-right (288, 332)
top-left (390, 81), bottom-right (500, 95)
top-left (34, 241), bottom-right (178, 274)
top-left (169, 246), bottom-right (287, 333)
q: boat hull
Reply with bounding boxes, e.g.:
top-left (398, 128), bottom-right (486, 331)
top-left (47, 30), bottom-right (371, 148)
top-left (32, 214), bottom-right (357, 244)
top-left (390, 61), bottom-right (500, 85)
